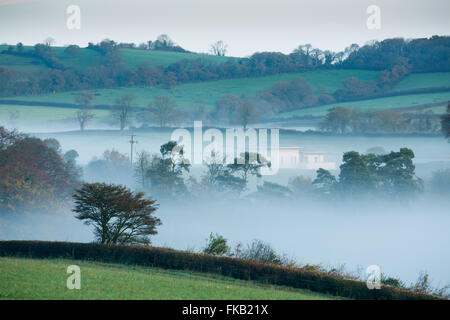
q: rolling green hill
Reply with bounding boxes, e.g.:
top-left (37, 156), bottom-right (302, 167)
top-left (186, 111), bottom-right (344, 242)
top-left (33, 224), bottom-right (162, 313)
top-left (119, 48), bottom-right (233, 68)
top-left (0, 104), bottom-right (110, 128)
top-left (0, 45), bottom-right (233, 72)
top-left (278, 91), bottom-right (450, 118)
top-left (393, 72), bottom-right (450, 91)
top-left (1, 71), bottom-right (449, 124)
top-left (1, 44), bottom-right (449, 122)
top-left (0, 51), bottom-right (47, 75)
top-left (0, 257), bottom-right (337, 300)
top-left (0, 69), bottom-right (380, 110)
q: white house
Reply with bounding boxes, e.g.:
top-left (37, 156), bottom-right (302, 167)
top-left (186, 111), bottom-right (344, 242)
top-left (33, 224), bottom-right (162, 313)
top-left (278, 147), bottom-right (335, 170)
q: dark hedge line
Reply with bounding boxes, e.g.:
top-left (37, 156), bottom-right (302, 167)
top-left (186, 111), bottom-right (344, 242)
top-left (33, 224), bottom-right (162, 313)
top-left (333, 86), bottom-right (450, 104)
top-left (0, 100), bottom-right (146, 112)
top-left (0, 240), bottom-right (441, 300)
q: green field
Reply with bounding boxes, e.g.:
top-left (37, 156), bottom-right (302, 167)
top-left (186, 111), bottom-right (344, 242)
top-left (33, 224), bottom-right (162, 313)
top-left (0, 52), bottom-right (47, 75)
top-left (119, 48), bottom-right (233, 68)
top-left (393, 72), bottom-right (450, 91)
top-left (0, 45), bottom-right (233, 72)
top-left (0, 104), bottom-right (110, 129)
top-left (1, 89), bottom-right (448, 129)
top-left (1, 44), bottom-right (449, 120)
top-left (0, 257), bottom-right (338, 300)
top-left (0, 69), bottom-right (380, 111)
top-left (279, 91), bottom-right (450, 117)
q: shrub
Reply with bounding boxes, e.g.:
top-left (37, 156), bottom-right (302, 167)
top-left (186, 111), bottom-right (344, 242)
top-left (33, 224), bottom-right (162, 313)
top-left (203, 233), bottom-right (230, 256)
top-left (381, 274), bottom-right (406, 289)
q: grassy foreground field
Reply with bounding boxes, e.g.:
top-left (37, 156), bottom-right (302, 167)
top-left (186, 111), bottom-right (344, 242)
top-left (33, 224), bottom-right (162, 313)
top-left (0, 257), bottom-right (338, 300)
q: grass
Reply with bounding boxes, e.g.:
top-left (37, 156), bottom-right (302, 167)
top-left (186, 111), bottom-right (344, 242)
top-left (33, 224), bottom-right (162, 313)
top-left (279, 91), bottom-right (450, 117)
top-left (0, 45), bottom-right (233, 71)
top-left (0, 104), bottom-right (110, 128)
top-left (0, 257), bottom-right (339, 300)
top-left (0, 89), bottom-right (448, 130)
top-left (53, 47), bottom-right (103, 71)
top-left (0, 69), bottom-right (380, 111)
top-left (393, 72), bottom-right (450, 91)
top-left (0, 52), bottom-right (47, 75)
top-left (119, 49), bottom-right (233, 68)
top-left (1, 44), bottom-right (448, 118)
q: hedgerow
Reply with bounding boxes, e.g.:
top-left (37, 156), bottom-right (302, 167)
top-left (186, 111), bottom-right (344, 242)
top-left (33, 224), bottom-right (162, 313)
top-left (0, 240), bottom-right (441, 300)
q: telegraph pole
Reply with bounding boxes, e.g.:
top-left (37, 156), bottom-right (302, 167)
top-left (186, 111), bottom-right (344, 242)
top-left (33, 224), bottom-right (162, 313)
top-left (129, 134), bottom-right (138, 166)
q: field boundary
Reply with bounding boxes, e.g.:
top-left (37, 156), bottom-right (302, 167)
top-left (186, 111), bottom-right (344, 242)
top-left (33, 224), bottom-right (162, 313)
top-left (0, 100), bottom-right (148, 112)
top-left (0, 240), bottom-right (441, 300)
top-left (1, 86), bottom-right (449, 114)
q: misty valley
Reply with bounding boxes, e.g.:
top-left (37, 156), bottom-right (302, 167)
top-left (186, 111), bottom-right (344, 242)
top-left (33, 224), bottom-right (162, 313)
top-left (1, 127), bottom-right (449, 291)
top-left (1, 18), bottom-right (449, 301)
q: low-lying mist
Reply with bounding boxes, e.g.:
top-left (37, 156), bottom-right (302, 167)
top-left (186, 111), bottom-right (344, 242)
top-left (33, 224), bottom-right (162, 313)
top-left (1, 126), bottom-right (449, 288)
top-left (1, 195), bottom-right (449, 286)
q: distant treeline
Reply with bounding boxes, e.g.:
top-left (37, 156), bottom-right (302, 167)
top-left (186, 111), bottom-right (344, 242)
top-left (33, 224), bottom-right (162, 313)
top-left (0, 36), bottom-right (449, 101)
top-left (342, 36), bottom-right (450, 72)
top-left (2, 124), bottom-right (449, 216)
top-left (319, 106), bottom-right (443, 134)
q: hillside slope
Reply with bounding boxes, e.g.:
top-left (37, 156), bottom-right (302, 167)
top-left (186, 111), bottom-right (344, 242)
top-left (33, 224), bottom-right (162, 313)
top-left (0, 257), bottom-right (337, 300)
top-left (0, 45), bottom-right (233, 72)
top-left (0, 69), bottom-right (380, 111)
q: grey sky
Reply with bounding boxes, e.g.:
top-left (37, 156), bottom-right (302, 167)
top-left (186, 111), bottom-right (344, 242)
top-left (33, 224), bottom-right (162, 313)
top-left (0, 0), bottom-right (449, 57)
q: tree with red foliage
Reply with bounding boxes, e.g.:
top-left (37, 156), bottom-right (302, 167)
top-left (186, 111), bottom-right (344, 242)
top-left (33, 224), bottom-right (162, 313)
top-left (0, 127), bottom-right (80, 213)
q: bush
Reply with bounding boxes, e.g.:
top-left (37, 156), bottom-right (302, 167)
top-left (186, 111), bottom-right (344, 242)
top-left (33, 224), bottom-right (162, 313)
top-left (203, 233), bottom-right (230, 256)
top-left (234, 239), bottom-right (280, 264)
top-left (381, 274), bottom-right (406, 289)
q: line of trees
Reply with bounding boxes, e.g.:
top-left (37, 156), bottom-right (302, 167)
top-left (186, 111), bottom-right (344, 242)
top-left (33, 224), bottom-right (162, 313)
top-left (132, 142), bottom-right (270, 199)
top-left (73, 92), bottom-right (185, 131)
top-left (84, 140), bottom-right (429, 202)
top-left (251, 148), bottom-right (424, 201)
top-left (319, 106), bottom-right (442, 134)
top-left (2, 36), bottom-right (448, 98)
top-left (342, 36), bottom-right (450, 72)
top-left (207, 59), bottom-right (423, 125)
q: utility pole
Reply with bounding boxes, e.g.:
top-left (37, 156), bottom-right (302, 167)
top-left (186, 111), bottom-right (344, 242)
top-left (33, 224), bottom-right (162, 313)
top-left (129, 134), bottom-right (138, 166)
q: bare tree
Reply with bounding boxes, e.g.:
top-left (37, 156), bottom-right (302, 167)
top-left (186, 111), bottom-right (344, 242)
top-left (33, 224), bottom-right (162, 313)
top-left (144, 96), bottom-right (181, 127)
top-left (44, 37), bottom-right (55, 47)
top-left (441, 101), bottom-right (450, 140)
top-left (234, 102), bottom-right (259, 129)
top-left (75, 92), bottom-right (95, 131)
top-left (210, 40), bottom-right (228, 56)
top-left (76, 109), bottom-right (94, 131)
top-left (294, 44), bottom-right (312, 56)
top-left (111, 94), bottom-right (136, 130)
top-left (7, 110), bottom-right (20, 128)
top-left (134, 151), bottom-right (151, 190)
